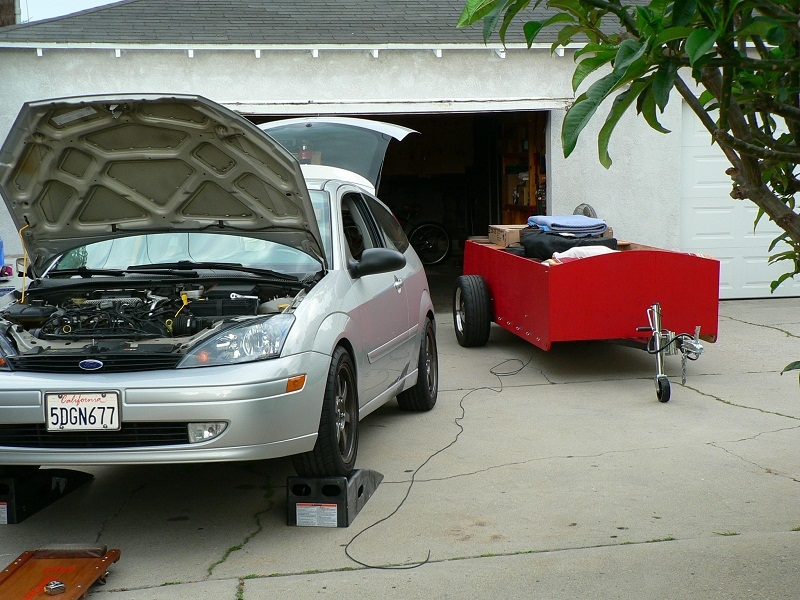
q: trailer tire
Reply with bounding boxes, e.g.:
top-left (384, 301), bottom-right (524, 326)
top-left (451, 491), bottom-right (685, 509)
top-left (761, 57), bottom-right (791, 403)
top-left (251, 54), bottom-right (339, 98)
top-left (453, 275), bottom-right (491, 347)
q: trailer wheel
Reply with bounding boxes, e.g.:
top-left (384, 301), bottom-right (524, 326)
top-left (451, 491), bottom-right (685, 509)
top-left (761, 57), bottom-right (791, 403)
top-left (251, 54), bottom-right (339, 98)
top-left (453, 275), bottom-right (491, 347)
top-left (656, 375), bottom-right (671, 403)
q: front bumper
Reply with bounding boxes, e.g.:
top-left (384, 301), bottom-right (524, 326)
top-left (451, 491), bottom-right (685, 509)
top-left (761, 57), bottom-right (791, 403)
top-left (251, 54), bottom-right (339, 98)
top-left (0, 351), bottom-right (329, 465)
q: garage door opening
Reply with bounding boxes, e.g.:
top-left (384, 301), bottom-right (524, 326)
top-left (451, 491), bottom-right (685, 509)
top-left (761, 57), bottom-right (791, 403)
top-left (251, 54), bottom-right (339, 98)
top-left (251, 111), bottom-right (549, 259)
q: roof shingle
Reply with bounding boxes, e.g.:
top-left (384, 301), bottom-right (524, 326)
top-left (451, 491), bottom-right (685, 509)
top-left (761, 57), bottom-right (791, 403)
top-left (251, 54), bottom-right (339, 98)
top-left (0, 0), bottom-right (565, 45)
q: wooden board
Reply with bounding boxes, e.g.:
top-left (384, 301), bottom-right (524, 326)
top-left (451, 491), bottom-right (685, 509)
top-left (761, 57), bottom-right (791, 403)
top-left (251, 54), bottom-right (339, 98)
top-left (0, 545), bottom-right (120, 599)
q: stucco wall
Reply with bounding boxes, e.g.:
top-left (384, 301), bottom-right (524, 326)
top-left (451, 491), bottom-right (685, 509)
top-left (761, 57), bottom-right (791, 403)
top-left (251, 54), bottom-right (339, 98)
top-left (549, 97), bottom-right (684, 250)
top-left (0, 46), bottom-right (681, 258)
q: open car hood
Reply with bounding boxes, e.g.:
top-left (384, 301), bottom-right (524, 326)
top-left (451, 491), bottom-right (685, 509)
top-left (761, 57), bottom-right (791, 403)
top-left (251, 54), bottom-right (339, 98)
top-left (259, 116), bottom-right (416, 191)
top-left (0, 94), bottom-right (325, 273)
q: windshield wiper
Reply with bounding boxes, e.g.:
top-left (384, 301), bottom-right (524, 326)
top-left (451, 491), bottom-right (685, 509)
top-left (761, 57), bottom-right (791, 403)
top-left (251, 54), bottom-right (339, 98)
top-left (49, 266), bottom-right (199, 279)
top-left (49, 267), bottom-right (127, 277)
top-left (127, 261), bottom-right (300, 281)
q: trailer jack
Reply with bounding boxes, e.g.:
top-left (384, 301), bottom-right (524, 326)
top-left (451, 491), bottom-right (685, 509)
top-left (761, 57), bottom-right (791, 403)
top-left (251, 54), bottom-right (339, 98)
top-left (640, 302), bottom-right (705, 403)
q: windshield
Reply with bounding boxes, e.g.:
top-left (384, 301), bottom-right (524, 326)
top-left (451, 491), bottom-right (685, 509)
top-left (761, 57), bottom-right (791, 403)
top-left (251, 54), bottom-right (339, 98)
top-left (49, 189), bottom-right (332, 276)
top-left (51, 233), bottom-right (321, 277)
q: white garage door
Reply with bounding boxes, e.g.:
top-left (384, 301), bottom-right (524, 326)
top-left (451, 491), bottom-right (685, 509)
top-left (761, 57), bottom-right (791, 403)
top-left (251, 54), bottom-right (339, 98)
top-left (680, 103), bottom-right (800, 299)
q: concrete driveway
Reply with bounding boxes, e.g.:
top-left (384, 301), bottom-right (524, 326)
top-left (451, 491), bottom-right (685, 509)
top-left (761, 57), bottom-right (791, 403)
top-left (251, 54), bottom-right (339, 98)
top-left (2, 263), bottom-right (799, 599)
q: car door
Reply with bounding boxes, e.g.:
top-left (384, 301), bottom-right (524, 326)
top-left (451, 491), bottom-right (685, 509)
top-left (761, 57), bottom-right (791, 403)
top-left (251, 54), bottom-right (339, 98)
top-left (340, 193), bottom-right (412, 402)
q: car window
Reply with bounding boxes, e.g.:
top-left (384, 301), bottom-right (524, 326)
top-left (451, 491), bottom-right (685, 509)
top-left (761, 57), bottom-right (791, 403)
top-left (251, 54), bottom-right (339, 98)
top-left (341, 194), bottom-right (376, 261)
top-left (363, 195), bottom-right (410, 254)
top-left (309, 189), bottom-right (333, 267)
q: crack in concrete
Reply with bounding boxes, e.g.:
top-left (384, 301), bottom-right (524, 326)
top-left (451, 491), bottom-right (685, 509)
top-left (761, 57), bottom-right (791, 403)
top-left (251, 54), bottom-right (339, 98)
top-left (378, 381), bottom-right (800, 488)
top-left (95, 482), bottom-right (147, 545)
top-left (682, 383), bottom-right (800, 421)
top-left (205, 469), bottom-right (276, 578)
top-left (710, 441), bottom-right (800, 484)
top-left (720, 314), bottom-right (800, 339)
top-left (189, 536), bottom-right (681, 584)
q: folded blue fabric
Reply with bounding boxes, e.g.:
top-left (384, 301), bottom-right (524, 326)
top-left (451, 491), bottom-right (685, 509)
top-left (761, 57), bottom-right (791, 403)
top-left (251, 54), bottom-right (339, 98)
top-left (528, 215), bottom-right (607, 237)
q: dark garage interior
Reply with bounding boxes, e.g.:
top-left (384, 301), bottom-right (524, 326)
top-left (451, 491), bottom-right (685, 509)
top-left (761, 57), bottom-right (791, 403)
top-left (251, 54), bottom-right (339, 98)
top-left (253, 111), bottom-right (549, 257)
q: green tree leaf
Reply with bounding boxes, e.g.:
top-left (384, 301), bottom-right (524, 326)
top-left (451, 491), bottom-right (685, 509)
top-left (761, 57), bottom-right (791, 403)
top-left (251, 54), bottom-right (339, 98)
top-left (780, 360), bottom-right (800, 374)
top-left (735, 17), bottom-right (783, 38)
top-left (614, 39), bottom-right (646, 72)
top-left (765, 26), bottom-right (786, 46)
top-left (653, 26), bottom-right (694, 45)
top-left (636, 6), bottom-right (659, 37)
top-left (670, 0), bottom-right (698, 27)
top-left (563, 71), bottom-right (624, 156)
top-left (557, 23), bottom-right (586, 46)
top-left (575, 43), bottom-right (620, 60)
top-left (652, 62), bottom-right (678, 110)
top-left (649, 0), bottom-right (669, 19)
top-left (685, 27), bottom-right (718, 65)
top-left (457, 0), bottom-right (500, 28)
top-left (639, 86), bottom-right (672, 133)
top-left (598, 80), bottom-right (649, 168)
top-left (549, 0), bottom-right (584, 15)
top-left (572, 53), bottom-right (615, 91)
top-left (771, 272), bottom-right (794, 293)
top-left (482, 1), bottom-right (508, 42)
top-left (524, 13), bottom-right (575, 46)
top-left (499, 0), bottom-right (533, 44)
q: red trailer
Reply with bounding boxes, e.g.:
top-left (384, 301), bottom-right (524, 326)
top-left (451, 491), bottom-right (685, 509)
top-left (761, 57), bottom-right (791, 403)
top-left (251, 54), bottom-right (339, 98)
top-left (453, 238), bottom-right (720, 402)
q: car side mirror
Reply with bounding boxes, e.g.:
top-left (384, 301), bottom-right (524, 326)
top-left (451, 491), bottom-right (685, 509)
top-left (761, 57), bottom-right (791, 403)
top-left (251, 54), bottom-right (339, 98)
top-left (348, 248), bottom-right (406, 278)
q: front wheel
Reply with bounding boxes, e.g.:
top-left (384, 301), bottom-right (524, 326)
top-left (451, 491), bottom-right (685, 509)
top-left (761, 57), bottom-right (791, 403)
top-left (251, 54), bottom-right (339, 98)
top-left (397, 317), bottom-right (438, 411)
top-left (292, 346), bottom-right (359, 477)
top-left (409, 222), bottom-right (450, 266)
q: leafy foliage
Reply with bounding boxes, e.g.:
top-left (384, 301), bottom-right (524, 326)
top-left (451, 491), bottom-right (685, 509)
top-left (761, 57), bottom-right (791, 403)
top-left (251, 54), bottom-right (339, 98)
top-left (458, 0), bottom-right (800, 293)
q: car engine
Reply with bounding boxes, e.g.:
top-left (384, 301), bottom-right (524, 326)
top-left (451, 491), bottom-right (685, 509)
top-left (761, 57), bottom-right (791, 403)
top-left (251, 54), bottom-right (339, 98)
top-left (0, 280), bottom-right (304, 369)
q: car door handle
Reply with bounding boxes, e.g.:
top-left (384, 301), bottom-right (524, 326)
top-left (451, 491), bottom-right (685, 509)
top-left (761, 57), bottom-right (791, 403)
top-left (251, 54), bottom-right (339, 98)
top-left (393, 276), bottom-right (404, 293)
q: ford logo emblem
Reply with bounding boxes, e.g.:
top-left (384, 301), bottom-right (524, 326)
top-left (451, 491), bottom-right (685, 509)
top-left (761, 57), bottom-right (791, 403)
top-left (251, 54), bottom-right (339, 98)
top-left (79, 359), bottom-right (104, 371)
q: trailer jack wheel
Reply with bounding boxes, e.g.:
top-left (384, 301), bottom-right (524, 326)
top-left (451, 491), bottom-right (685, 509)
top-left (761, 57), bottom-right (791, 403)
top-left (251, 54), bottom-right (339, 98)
top-left (642, 302), bottom-right (705, 403)
top-left (656, 375), bottom-right (671, 403)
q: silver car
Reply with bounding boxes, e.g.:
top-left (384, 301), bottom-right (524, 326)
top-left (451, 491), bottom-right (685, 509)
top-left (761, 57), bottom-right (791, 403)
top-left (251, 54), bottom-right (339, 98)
top-left (0, 95), bottom-right (438, 478)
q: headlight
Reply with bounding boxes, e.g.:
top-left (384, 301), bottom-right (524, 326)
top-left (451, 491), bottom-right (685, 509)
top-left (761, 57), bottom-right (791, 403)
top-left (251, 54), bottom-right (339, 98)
top-left (0, 329), bottom-right (15, 371)
top-left (177, 314), bottom-right (295, 368)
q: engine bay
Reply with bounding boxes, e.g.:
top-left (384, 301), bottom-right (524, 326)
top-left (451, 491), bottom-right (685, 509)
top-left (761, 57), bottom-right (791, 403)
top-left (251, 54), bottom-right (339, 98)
top-left (0, 278), bottom-right (306, 357)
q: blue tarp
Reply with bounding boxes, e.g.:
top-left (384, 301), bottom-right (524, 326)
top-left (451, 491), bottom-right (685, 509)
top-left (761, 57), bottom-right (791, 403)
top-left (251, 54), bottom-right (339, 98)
top-left (527, 215), bottom-right (607, 237)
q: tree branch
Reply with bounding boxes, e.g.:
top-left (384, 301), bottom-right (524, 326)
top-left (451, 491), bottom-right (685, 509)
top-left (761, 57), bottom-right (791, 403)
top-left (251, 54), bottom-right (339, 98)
top-left (751, 96), bottom-right (800, 122)
top-left (674, 74), bottom-right (744, 171)
top-left (663, 56), bottom-right (800, 71)
top-left (714, 130), bottom-right (800, 162)
top-left (756, 0), bottom-right (800, 21)
top-left (579, 0), bottom-right (639, 37)
top-left (750, 130), bottom-right (799, 155)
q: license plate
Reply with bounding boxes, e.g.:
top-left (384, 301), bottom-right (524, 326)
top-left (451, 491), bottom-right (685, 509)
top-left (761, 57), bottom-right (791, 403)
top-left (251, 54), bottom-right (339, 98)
top-left (46, 392), bottom-right (120, 431)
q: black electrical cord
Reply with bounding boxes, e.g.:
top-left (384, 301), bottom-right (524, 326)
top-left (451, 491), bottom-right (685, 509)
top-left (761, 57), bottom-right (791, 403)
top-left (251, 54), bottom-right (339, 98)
top-left (645, 332), bottom-right (701, 360)
top-left (343, 355), bottom-right (534, 570)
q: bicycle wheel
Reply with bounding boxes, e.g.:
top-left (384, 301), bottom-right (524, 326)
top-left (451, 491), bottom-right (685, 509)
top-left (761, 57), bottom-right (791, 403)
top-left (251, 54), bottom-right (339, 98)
top-left (409, 222), bottom-right (451, 266)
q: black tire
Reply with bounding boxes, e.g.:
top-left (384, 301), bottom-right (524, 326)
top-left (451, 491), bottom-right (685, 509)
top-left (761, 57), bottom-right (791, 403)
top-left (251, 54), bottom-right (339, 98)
top-left (409, 222), bottom-right (451, 266)
top-left (656, 375), bottom-right (671, 403)
top-left (292, 347), bottom-right (359, 477)
top-left (397, 317), bottom-right (438, 411)
top-left (453, 275), bottom-right (491, 347)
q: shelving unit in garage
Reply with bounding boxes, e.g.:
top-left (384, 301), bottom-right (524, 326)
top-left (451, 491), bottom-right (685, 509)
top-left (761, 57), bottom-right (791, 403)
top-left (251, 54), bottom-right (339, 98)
top-left (499, 113), bottom-right (547, 225)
